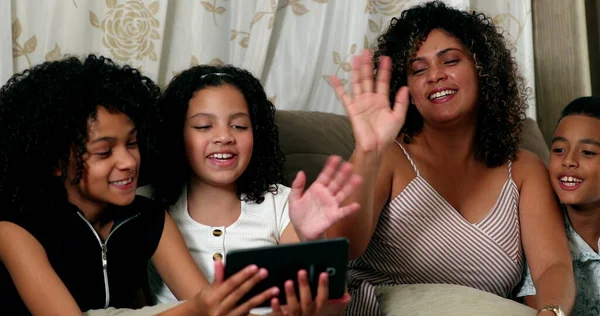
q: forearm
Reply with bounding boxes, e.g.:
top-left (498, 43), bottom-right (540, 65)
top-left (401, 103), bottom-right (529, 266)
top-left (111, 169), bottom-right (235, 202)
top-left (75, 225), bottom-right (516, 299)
top-left (327, 148), bottom-right (381, 259)
top-left (533, 263), bottom-right (575, 314)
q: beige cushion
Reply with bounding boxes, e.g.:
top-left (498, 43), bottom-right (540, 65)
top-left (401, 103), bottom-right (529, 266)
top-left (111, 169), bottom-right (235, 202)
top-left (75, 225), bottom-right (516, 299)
top-left (84, 302), bottom-right (183, 316)
top-left (522, 118), bottom-right (550, 165)
top-left (275, 111), bottom-right (354, 186)
top-left (275, 110), bottom-right (550, 186)
top-left (374, 284), bottom-right (536, 316)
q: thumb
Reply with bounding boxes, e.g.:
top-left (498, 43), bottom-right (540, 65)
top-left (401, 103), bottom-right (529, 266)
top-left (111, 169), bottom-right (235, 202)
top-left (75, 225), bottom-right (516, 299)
top-left (289, 171), bottom-right (306, 205)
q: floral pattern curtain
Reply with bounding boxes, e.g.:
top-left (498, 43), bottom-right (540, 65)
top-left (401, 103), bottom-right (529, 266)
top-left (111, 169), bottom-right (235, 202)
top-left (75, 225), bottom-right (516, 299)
top-left (1, 0), bottom-right (536, 117)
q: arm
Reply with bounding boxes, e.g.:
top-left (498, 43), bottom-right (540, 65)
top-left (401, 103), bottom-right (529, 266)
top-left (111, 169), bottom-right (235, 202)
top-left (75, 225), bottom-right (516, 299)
top-left (513, 263), bottom-right (539, 308)
top-left (515, 150), bottom-right (575, 314)
top-left (151, 211), bottom-right (209, 300)
top-left (326, 49), bottom-right (409, 259)
top-left (0, 221), bottom-right (81, 315)
top-left (279, 225), bottom-right (300, 244)
top-left (328, 147), bottom-right (395, 259)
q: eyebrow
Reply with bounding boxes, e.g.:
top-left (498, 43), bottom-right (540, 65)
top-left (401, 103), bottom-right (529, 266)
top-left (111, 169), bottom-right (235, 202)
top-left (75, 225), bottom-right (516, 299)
top-left (91, 127), bottom-right (137, 144)
top-left (581, 139), bottom-right (600, 146)
top-left (189, 112), bottom-right (250, 120)
top-left (409, 47), bottom-right (464, 64)
top-left (552, 136), bottom-right (600, 147)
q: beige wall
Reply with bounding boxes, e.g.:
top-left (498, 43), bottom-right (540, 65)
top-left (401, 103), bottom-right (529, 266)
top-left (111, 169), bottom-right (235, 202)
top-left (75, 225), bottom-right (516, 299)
top-left (533, 0), bottom-right (592, 145)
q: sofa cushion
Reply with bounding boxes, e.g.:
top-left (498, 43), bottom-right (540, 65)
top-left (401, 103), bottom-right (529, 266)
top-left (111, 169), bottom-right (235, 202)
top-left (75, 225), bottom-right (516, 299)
top-left (275, 111), bottom-right (354, 185)
top-left (374, 283), bottom-right (536, 316)
top-left (275, 110), bottom-right (549, 186)
top-left (522, 118), bottom-right (549, 164)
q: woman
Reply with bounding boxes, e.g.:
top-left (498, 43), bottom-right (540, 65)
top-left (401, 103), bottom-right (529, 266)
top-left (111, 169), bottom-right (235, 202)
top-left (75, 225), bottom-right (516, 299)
top-left (328, 1), bottom-right (574, 315)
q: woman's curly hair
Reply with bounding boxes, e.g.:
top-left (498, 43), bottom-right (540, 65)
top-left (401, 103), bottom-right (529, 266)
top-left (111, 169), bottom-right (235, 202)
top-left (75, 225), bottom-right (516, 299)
top-left (154, 65), bottom-right (286, 206)
top-left (374, 1), bottom-right (528, 167)
top-left (0, 54), bottom-right (161, 215)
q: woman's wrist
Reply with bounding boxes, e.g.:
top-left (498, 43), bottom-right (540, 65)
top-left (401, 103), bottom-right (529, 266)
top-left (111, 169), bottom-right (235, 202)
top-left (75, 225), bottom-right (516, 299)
top-left (537, 304), bottom-right (565, 316)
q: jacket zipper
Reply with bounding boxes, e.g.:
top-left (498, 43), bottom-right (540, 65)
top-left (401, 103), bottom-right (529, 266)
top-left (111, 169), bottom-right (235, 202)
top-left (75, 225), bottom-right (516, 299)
top-left (77, 212), bottom-right (140, 308)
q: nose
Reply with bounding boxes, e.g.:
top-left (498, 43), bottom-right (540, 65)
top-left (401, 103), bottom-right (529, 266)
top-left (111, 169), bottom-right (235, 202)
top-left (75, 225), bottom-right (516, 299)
top-left (116, 147), bottom-right (137, 171)
top-left (562, 151), bottom-right (579, 169)
top-left (212, 127), bottom-right (234, 144)
top-left (428, 64), bottom-right (447, 83)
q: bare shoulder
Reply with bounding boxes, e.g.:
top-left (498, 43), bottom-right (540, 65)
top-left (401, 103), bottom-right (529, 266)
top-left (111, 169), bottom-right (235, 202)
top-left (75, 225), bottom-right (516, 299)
top-left (0, 221), bottom-right (44, 261)
top-left (384, 140), bottom-right (419, 199)
top-left (384, 140), bottom-right (413, 174)
top-left (511, 148), bottom-right (549, 186)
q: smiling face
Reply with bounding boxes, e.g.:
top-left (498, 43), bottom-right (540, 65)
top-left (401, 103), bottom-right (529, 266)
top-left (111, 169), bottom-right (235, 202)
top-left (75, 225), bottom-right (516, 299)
top-left (64, 106), bottom-right (140, 213)
top-left (183, 84), bottom-right (254, 189)
top-left (550, 115), bottom-right (600, 207)
top-left (406, 28), bottom-right (479, 126)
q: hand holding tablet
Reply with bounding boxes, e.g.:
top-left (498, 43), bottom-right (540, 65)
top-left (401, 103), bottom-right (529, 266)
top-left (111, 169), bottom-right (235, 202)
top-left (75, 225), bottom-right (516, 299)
top-left (224, 238), bottom-right (350, 308)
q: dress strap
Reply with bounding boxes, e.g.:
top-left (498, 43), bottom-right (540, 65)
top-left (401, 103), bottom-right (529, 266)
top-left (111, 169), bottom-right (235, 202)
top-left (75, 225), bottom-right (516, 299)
top-left (394, 140), bottom-right (420, 177)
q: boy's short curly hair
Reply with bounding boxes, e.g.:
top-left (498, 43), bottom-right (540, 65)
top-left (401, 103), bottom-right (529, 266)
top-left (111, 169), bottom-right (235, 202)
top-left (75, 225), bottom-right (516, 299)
top-left (154, 65), bottom-right (286, 206)
top-left (374, 0), bottom-right (528, 167)
top-left (0, 55), bottom-right (161, 214)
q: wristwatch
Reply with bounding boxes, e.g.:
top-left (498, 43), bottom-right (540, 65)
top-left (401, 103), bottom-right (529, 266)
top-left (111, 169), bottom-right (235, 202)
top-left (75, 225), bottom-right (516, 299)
top-left (538, 305), bottom-right (565, 316)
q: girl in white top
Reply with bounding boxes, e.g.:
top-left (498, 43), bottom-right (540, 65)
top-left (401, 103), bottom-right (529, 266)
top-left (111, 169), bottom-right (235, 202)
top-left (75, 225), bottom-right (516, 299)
top-left (147, 65), bottom-right (360, 315)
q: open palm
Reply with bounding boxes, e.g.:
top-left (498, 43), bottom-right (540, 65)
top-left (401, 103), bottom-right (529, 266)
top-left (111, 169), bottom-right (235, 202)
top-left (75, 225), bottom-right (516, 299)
top-left (288, 156), bottom-right (361, 241)
top-left (330, 49), bottom-right (410, 153)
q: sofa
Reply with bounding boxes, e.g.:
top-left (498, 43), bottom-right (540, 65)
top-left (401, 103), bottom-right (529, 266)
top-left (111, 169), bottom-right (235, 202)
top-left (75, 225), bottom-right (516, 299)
top-left (275, 110), bottom-right (550, 187)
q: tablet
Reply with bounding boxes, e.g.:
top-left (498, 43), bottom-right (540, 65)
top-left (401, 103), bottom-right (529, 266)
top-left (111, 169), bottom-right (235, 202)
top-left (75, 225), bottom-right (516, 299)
top-left (224, 238), bottom-right (349, 307)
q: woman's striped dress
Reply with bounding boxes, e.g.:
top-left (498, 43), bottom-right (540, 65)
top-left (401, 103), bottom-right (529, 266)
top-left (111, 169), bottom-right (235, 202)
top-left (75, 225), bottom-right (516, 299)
top-left (344, 142), bottom-right (524, 315)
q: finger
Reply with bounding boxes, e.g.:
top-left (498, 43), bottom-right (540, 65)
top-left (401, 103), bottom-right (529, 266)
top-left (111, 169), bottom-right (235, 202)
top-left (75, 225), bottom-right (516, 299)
top-left (271, 298), bottom-right (285, 316)
top-left (314, 272), bottom-right (329, 311)
top-left (350, 55), bottom-right (362, 97)
top-left (313, 155), bottom-right (342, 187)
top-left (232, 286), bottom-right (280, 316)
top-left (327, 161), bottom-right (354, 196)
top-left (375, 56), bottom-right (392, 97)
top-left (222, 268), bottom-right (273, 309)
top-left (330, 75), bottom-right (353, 109)
top-left (334, 174), bottom-right (363, 204)
top-left (214, 265), bottom-right (260, 304)
top-left (393, 86), bottom-right (410, 121)
top-left (297, 270), bottom-right (314, 316)
top-left (288, 171), bottom-right (306, 205)
top-left (213, 258), bottom-right (225, 285)
top-left (284, 279), bottom-right (299, 314)
top-left (331, 203), bottom-right (360, 222)
top-left (359, 49), bottom-right (374, 93)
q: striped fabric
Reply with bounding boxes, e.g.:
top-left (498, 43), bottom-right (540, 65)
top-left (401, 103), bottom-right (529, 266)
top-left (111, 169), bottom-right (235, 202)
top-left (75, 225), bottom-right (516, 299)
top-left (344, 142), bottom-right (523, 315)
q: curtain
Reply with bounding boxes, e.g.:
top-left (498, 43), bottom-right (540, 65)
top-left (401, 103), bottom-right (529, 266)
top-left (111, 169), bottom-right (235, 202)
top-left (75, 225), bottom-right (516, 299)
top-left (0, 0), bottom-right (536, 118)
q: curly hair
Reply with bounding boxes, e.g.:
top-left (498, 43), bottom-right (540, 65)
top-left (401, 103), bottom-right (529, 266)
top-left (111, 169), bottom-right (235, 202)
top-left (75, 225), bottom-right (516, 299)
top-left (0, 54), bottom-right (161, 215)
top-left (373, 0), bottom-right (528, 167)
top-left (154, 65), bottom-right (286, 206)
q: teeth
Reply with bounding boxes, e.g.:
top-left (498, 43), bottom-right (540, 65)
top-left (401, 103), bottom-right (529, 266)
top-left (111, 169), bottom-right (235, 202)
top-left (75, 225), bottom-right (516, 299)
top-left (560, 176), bottom-right (583, 183)
top-left (210, 153), bottom-right (234, 159)
top-left (429, 89), bottom-right (457, 100)
top-left (111, 178), bottom-right (132, 186)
